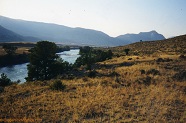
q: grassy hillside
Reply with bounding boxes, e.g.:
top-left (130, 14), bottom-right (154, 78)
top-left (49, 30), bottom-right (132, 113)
top-left (0, 35), bottom-right (186, 122)
top-left (112, 34), bottom-right (186, 56)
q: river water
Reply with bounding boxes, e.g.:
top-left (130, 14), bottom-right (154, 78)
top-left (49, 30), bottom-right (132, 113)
top-left (0, 49), bottom-right (80, 83)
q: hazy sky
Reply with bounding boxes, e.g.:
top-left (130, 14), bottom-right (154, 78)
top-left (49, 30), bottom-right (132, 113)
top-left (0, 0), bottom-right (186, 38)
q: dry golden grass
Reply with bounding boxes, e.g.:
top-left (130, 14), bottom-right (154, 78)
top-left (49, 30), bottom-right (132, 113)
top-left (1, 78), bottom-right (186, 122)
top-left (1, 57), bottom-right (186, 122)
top-left (16, 47), bottom-right (31, 54)
top-left (0, 35), bottom-right (186, 122)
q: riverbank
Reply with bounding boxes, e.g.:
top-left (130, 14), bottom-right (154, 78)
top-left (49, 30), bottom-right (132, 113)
top-left (0, 54), bottom-right (29, 68)
top-left (0, 43), bottom-right (78, 68)
top-left (0, 49), bottom-right (80, 82)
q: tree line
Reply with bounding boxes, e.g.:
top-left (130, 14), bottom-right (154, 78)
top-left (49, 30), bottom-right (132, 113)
top-left (27, 41), bottom-right (113, 81)
top-left (74, 46), bottom-right (113, 70)
top-left (0, 41), bottom-right (113, 84)
top-left (0, 44), bottom-right (29, 67)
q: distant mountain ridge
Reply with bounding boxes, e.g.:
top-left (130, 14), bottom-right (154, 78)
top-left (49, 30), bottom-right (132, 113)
top-left (0, 16), bottom-right (165, 46)
top-left (0, 25), bottom-right (25, 42)
top-left (0, 25), bottom-right (40, 42)
top-left (0, 16), bottom-right (115, 46)
top-left (116, 30), bottom-right (165, 44)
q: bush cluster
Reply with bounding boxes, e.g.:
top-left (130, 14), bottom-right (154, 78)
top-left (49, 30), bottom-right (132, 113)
top-left (88, 71), bottom-right (97, 78)
top-left (156, 58), bottom-right (173, 62)
top-left (0, 73), bottom-right (12, 87)
top-left (173, 70), bottom-right (186, 82)
top-left (137, 76), bottom-right (152, 86)
top-left (146, 69), bottom-right (160, 76)
top-left (50, 80), bottom-right (66, 91)
top-left (74, 46), bottom-right (113, 70)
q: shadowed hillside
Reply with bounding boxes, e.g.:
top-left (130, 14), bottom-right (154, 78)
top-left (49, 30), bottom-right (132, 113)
top-left (0, 25), bottom-right (40, 42)
top-left (0, 25), bottom-right (25, 42)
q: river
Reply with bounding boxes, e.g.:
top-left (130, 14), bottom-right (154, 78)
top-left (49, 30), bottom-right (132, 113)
top-left (0, 49), bottom-right (80, 83)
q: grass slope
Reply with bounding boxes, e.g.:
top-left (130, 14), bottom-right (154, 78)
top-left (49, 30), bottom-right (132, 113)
top-left (113, 34), bottom-right (186, 56)
top-left (0, 35), bottom-right (186, 122)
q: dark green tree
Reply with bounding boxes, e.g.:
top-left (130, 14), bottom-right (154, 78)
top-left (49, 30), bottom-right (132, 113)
top-left (74, 46), bottom-right (113, 71)
top-left (79, 46), bottom-right (92, 55)
top-left (26, 41), bottom-right (67, 81)
top-left (85, 52), bottom-right (95, 70)
top-left (3, 44), bottom-right (17, 56)
top-left (0, 73), bottom-right (12, 87)
top-left (124, 49), bottom-right (130, 55)
top-left (74, 48), bottom-right (94, 70)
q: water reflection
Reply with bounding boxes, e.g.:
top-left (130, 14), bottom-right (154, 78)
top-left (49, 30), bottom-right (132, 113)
top-left (57, 49), bottom-right (80, 64)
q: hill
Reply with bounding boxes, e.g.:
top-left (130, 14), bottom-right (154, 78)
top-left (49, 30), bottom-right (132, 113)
top-left (0, 25), bottom-right (25, 42)
top-left (116, 30), bottom-right (165, 44)
top-left (0, 34), bottom-right (186, 122)
top-left (113, 34), bottom-right (186, 56)
top-left (0, 16), bottom-right (116, 46)
top-left (0, 25), bottom-right (40, 42)
top-left (0, 16), bottom-right (165, 46)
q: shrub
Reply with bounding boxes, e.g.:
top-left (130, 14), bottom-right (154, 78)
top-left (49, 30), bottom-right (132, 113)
top-left (3, 44), bottom-right (17, 56)
top-left (137, 76), bottom-right (152, 86)
top-left (0, 73), bottom-right (12, 87)
top-left (124, 49), bottom-right (130, 55)
top-left (156, 58), bottom-right (164, 62)
top-left (164, 58), bottom-right (173, 62)
top-left (88, 71), bottom-right (97, 78)
top-left (140, 69), bottom-right (146, 74)
top-left (143, 76), bottom-right (152, 86)
top-left (147, 69), bottom-right (160, 75)
top-left (179, 55), bottom-right (186, 59)
top-left (0, 86), bottom-right (4, 93)
top-left (156, 58), bottom-right (172, 62)
top-left (173, 70), bottom-right (186, 82)
top-left (50, 80), bottom-right (66, 91)
top-left (109, 71), bottom-right (120, 77)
